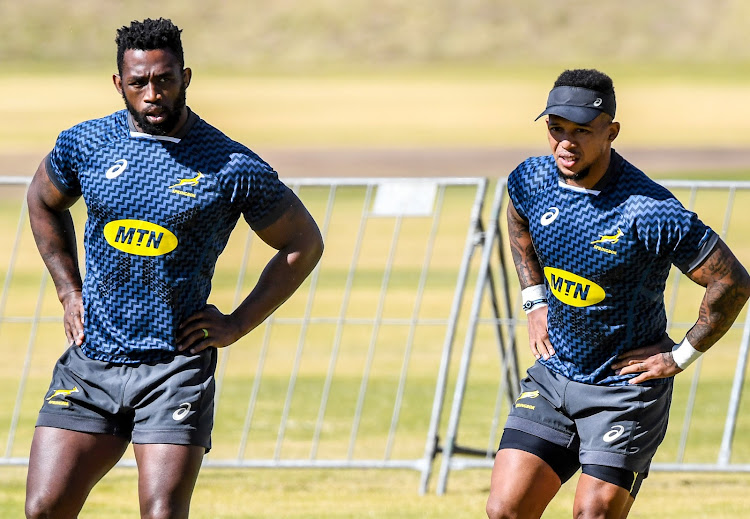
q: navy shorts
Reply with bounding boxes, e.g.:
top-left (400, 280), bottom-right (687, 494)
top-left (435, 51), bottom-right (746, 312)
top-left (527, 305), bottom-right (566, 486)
top-left (500, 362), bottom-right (673, 493)
top-left (36, 345), bottom-right (217, 451)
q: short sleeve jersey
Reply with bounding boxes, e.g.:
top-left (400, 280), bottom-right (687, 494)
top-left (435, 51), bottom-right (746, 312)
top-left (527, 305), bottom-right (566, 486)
top-left (507, 151), bottom-right (717, 385)
top-left (47, 109), bottom-right (289, 364)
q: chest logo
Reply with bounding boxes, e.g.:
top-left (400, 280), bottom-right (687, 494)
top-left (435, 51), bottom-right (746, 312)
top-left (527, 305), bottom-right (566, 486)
top-left (591, 228), bottom-right (624, 255)
top-left (103, 219), bottom-right (178, 256)
top-left (168, 172), bottom-right (203, 198)
top-left (544, 267), bottom-right (606, 307)
top-left (105, 159), bottom-right (128, 179)
top-left (540, 207), bottom-right (560, 226)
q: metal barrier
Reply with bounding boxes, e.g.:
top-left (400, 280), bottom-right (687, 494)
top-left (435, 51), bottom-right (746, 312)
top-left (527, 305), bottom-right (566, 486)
top-left (434, 179), bottom-right (750, 494)
top-left (0, 177), bottom-right (489, 488)
top-left (4, 175), bottom-right (750, 494)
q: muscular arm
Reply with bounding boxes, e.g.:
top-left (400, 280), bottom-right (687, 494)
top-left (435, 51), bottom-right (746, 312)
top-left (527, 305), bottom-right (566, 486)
top-left (683, 238), bottom-right (750, 352)
top-left (614, 238), bottom-right (750, 383)
top-left (178, 190), bottom-right (324, 353)
top-left (27, 156), bottom-right (85, 345)
top-left (507, 199), bottom-right (554, 359)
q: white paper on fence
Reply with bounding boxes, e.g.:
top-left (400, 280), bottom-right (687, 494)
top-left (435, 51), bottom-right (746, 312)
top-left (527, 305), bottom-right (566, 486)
top-left (372, 181), bottom-right (437, 217)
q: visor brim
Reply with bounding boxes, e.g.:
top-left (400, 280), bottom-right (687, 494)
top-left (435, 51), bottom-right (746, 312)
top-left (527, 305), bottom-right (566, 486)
top-left (535, 106), bottom-right (603, 125)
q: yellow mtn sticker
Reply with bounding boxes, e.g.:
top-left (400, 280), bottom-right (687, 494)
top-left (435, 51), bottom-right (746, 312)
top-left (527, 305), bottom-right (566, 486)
top-left (544, 267), bottom-right (606, 307)
top-left (103, 219), bottom-right (178, 257)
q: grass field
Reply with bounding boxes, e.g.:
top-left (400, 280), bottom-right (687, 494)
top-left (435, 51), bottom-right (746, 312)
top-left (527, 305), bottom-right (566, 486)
top-left (2, 465), bottom-right (750, 518)
top-left (2, 174), bottom-right (750, 518)
top-left (2, 71), bottom-right (750, 153)
top-left (1, 64), bottom-right (750, 518)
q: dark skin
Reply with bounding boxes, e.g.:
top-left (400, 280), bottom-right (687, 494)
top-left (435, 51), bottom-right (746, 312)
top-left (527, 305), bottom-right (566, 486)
top-left (25, 48), bottom-right (324, 519)
top-left (547, 113), bottom-right (620, 189)
top-left (488, 113), bottom-right (750, 519)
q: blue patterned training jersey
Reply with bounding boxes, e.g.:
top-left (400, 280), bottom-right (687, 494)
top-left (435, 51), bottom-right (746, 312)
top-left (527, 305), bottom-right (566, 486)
top-left (46, 109), bottom-right (289, 364)
top-left (507, 151), bottom-right (717, 385)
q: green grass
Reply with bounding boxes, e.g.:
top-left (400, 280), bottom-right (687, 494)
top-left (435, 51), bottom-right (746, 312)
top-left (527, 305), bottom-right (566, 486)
top-left (3, 1), bottom-right (750, 78)
top-left (2, 175), bottom-right (750, 518)
top-left (3, 466), bottom-right (750, 518)
top-left (2, 73), bottom-right (750, 152)
top-left (2, 47), bottom-right (750, 515)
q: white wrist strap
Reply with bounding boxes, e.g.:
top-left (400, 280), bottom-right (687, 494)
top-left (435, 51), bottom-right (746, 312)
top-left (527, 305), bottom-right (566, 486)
top-left (522, 284), bottom-right (548, 314)
top-left (671, 337), bottom-right (702, 370)
top-left (522, 284), bottom-right (546, 303)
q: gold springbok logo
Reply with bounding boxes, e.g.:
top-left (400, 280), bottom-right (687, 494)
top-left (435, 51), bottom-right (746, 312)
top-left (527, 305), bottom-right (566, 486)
top-left (515, 390), bottom-right (540, 402)
top-left (46, 386), bottom-right (79, 400)
top-left (168, 172), bottom-right (203, 189)
top-left (591, 228), bottom-right (624, 245)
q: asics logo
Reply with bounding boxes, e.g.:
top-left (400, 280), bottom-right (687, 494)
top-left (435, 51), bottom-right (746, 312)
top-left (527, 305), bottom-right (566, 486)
top-left (105, 159), bottom-right (128, 179)
top-left (593, 98), bottom-right (603, 107)
top-left (540, 207), bottom-right (559, 226)
top-left (603, 425), bottom-right (625, 443)
top-left (172, 402), bottom-right (191, 421)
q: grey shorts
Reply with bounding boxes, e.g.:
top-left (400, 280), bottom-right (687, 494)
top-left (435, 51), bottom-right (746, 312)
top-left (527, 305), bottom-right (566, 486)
top-left (503, 362), bottom-right (673, 474)
top-left (36, 345), bottom-right (217, 451)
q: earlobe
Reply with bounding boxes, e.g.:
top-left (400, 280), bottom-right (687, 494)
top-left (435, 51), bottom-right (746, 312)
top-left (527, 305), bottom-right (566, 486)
top-left (609, 122), bottom-right (621, 142)
top-left (113, 74), bottom-right (123, 94)
top-left (183, 68), bottom-right (192, 88)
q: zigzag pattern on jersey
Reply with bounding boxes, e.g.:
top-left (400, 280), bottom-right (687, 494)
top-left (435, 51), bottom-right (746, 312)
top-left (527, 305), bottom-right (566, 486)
top-left (508, 155), bottom-right (558, 221)
top-left (508, 152), bottom-right (714, 385)
top-left (49, 112), bottom-right (129, 196)
top-left (50, 110), bottom-right (288, 364)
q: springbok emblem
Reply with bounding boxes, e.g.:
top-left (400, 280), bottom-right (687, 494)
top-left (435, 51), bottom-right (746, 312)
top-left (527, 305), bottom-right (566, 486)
top-left (46, 386), bottom-right (79, 400)
top-left (591, 228), bottom-right (624, 245)
top-left (168, 172), bottom-right (203, 189)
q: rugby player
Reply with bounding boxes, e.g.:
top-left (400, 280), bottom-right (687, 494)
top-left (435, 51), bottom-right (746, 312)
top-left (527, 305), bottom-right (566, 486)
top-left (486, 69), bottom-right (750, 519)
top-left (25, 18), bottom-right (323, 519)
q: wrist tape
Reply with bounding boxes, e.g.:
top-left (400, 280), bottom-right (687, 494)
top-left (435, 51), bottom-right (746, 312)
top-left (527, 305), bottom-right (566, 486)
top-left (671, 337), bottom-right (702, 370)
top-left (522, 284), bottom-right (548, 314)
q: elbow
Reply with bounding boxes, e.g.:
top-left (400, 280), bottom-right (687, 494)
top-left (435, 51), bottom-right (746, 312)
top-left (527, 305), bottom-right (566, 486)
top-left (739, 268), bottom-right (750, 305)
top-left (308, 233), bottom-right (324, 267)
top-left (293, 232), bottom-right (324, 272)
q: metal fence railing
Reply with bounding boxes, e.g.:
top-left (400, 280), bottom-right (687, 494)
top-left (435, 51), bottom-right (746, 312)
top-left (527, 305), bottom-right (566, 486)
top-left (3, 176), bottom-right (749, 495)
top-left (434, 179), bottom-right (750, 494)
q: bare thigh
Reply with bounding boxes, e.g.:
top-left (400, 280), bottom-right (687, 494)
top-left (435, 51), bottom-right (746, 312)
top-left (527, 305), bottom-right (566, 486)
top-left (486, 449), bottom-right (561, 519)
top-left (25, 426), bottom-right (130, 519)
top-left (134, 443), bottom-right (205, 519)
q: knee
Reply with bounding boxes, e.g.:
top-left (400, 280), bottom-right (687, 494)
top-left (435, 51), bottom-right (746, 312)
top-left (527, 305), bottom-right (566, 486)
top-left (140, 498), bottom-right (190, 519)
top-left (486, 497), bottom-right (519, 519)
top-left (25, 495), bottom-right (63, 519)
top-left (573, 499), bottom-right (616, 519)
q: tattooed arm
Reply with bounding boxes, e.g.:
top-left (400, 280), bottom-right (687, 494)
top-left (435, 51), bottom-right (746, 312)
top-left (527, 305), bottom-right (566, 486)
top-left (683, 239), bottom-right (750, 350)
top-left (507, 199), bottom-right (554, 359)
top-left (614, 238), bottom-right (750, 384)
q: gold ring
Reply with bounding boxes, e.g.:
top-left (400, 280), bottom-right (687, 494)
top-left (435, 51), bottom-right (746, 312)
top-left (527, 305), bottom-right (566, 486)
top-left (202, 328), bottom-right (209, 339)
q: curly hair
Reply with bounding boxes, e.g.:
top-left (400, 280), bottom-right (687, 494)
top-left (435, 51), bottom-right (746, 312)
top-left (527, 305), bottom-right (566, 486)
top-left (554, 69), bottom-right (614, 96)
top-left (115, 18), bottom-right (184, 73)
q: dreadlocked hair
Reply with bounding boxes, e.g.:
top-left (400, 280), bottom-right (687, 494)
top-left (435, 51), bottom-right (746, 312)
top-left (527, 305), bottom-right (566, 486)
top-left (554, 69), bottom-right (614, 96)
top-left (116, 18), bottom-right (184, 73)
